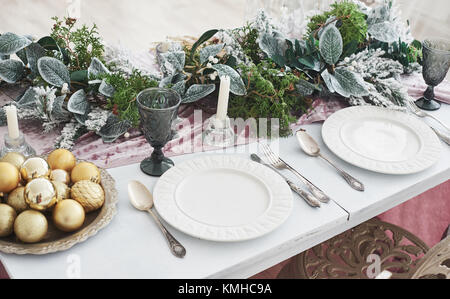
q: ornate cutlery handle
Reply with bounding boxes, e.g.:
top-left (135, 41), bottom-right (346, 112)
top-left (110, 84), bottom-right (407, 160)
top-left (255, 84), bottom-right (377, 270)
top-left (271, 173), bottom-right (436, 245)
top-left (319, 154), bottom-right (365, 192)
top-left (281, 159), bottom-right (330, 203)
top-left (148, 209), bottom-right (186, 258)
top-left (286, 179), bottom-right (321, 208)
top-left (432, 127), bottom-right (450, 146)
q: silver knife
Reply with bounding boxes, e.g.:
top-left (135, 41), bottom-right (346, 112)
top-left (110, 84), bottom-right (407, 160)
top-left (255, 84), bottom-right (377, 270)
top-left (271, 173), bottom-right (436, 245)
top-left (432, 127), bottom-right (450, 146)
top-left (251, 154), bottom-right (321, 208)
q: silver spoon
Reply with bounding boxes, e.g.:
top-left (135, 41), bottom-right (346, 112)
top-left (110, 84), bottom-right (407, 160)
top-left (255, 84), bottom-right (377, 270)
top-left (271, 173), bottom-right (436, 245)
top-left (128, 180), bottom-right (186, 258)
top-left (296, 129), bottom-right (365, 192)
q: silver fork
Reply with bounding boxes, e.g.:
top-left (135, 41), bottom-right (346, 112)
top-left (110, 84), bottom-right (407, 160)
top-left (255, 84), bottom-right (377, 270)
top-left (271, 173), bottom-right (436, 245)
top-left (407, 100), bottom-right (450, 132)
top-left (260, 143), bottom-right (330, 203)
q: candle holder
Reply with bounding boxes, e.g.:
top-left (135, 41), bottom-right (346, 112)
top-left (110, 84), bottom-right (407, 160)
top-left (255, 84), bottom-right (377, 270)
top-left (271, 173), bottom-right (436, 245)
top-left (203, 115), bottom-right (235, 148)
top-left (0, 133), bottom-right (36, 158)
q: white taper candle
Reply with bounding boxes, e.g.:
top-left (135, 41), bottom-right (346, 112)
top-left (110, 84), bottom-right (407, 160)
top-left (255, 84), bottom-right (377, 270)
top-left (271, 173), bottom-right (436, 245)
top-left (4, 105), bottom-right (20, 139)
top-left (216, 75), bottom-right (231, 122)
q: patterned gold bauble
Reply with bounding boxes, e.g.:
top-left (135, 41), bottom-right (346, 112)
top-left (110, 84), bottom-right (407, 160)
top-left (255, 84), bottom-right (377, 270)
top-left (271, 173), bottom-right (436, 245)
top-left (14, 210), bottom-right (48, 243)
top-left (1, 152), bottom-right (25, 169)
top-left (53, 200), bottom-right (85, 232)
top-left (0, 204), bottom-right (17, 237)
top-left (71, 162), bottom-right (101, 184)
top-left (71, 180), bottom-right (105, 213)
top-left (49, 169), bottom-right (71, 185)
top-left (24, 178), bottom-right (57, 211)
top-left (6, 186), bottom-right (29, 213)
top-left (0, 162), bottom-right (21, 193)
top-left (52, 181), bottom-right (71, 202)
top-left (20, 157), bottom-right (51, 182)
top-left (47, 149), bottom-right (77, 172)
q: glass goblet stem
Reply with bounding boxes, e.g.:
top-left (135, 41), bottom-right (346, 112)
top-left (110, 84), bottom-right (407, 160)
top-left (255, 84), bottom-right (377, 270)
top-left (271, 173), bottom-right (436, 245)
top-left (424, 85), bottom-right (435, 101)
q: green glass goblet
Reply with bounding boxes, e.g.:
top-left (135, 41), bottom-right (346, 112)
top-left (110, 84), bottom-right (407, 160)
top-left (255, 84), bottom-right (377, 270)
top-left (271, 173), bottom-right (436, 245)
top-left (137, 88), bottom-right (181, 176)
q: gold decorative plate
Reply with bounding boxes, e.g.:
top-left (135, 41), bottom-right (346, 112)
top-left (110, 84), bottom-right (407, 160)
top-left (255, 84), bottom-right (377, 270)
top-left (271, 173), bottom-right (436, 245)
top-left (0, 168), bottom-right (118, 255)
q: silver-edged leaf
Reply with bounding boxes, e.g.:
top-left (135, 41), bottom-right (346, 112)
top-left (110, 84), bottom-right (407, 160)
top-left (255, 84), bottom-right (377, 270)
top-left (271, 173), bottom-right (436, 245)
top-left (172, 80), bottom-right (186, 97)
top-left (159, 51), bottom-right (185, 76)
top-left (26, 43), bottom-right (46, 76)
top-left (259, 32), bottom-right (285, 61)
top-left (200, 44), bottom-right (224, 64)
top-left (16, 87), bottom-right (38, 107)
top-left (98, 114), bottom-right (131, 142)
top-left (98, 79), bottom-right (115, 97)
top-left (211, 64), bottom-right (246, 96)
top-left (368, 21), bottom-right (399, 43)
top-left (296, 80), bottom-right (318, 96)
top-left (87, 57), bottom-right (110, 78)
top-left (319, 24), bottom-right (343, 65)
top-left (0, 33), bottom-right (32, 56)
top-left (0, 59), bottom-right (24, 83)
top-left (321, 69), bottom-right (336, 94)
top-left (334, 68), bottom-right (368, 97)
top-left (37, 57), bottom-right (70, 87)
top-left (182, 84), bottom-right (215, 103)
top-left (16, 49), bottom-right (27, 65)
top-left (67, 89), bottom-right (89, 115)
top-left (51, 95), bottom-right (71, 121)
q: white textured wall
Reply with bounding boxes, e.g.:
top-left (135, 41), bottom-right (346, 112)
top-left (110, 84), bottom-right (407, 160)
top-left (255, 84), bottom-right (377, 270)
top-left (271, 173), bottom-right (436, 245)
top-left (0, 0), bottom-right (449, 50)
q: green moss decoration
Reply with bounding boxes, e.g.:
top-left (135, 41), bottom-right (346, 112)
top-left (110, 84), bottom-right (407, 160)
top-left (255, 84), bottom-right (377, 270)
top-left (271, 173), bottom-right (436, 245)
top-left (228, 61), bottom-right (311, 137)
top-left (307, 0), bottom-right (367, 50)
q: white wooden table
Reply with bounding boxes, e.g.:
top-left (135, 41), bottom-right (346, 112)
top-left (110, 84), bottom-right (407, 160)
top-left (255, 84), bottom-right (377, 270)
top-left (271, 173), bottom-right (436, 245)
top-left (1, 105), bottom-right (449, 279)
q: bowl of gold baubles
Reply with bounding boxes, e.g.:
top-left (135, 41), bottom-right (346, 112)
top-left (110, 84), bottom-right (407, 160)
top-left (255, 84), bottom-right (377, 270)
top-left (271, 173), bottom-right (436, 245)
top-left (0, 149), bottom-right (118, 255)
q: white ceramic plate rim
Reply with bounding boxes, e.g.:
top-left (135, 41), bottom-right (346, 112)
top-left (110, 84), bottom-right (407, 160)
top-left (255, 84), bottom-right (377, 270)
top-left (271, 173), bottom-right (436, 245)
top-left (153, 155), bottom-right (293, 242)
top-left (322, 106), bottom-right (442, 175)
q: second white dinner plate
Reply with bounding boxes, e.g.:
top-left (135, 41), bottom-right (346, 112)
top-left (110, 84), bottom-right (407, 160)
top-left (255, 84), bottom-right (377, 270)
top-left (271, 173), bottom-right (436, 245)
top-left (322, 106), bottom-right (442, 175)
top-left (153, 155), bottom-right (293, 242)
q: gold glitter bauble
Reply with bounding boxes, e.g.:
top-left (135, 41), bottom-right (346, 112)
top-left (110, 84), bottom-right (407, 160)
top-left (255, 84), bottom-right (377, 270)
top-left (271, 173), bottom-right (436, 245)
top-left (24, 178), bottom-right (57, 211)
top-left (47, 149), bottom-right (76, 172)
top-left (6, 186), bottom-right (29, 213)
top-left (52, 181), bottom-right (71, 202)
top-left (0, 204), bottom-right (17, 237)
top-left (71, 180), bottom-right (105, 213)
top-left (14, 210), bottom-right (48, 243)
top-left (49, 169), bottom-right (71, 185)
top-left (53, 200), bottom-right (85, 232)
top-left (1, 152), bottom-right (25, 169)
top-left (0, 162), bottom-right (21, 193)
top-left (20, 157), bottom-right (51, 182)
top-left (71, 162), bottom-right (101, 184)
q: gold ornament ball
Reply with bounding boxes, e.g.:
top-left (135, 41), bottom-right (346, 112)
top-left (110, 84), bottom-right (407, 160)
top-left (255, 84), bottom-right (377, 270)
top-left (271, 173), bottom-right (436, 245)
top-left (52, 181), bottom-right (71, 202)
top-left (53, 200), bottom-right (85, 232)
top-left (24, 178), bottom-right (57, 211)
top-left (71, 162), bottom-right (101, 184)
top-left (14, 210), bottom-right (48, 243)
top-left (71, 180), bottom-right (105, 213)
top-left (6, 186), bottom-right (29, 213)
top-left (1, 152), bottom-right (25, 169)
top-left (49, 169), bottom-right (71, 185)
top-left (20, 157), bottom-right (51, 182)
top-left (0, 162), bottom-right (21, 193)
top-left (47, 149), bottom-right (77, 172)
top-left (0, 204), bottom-right (17, 237)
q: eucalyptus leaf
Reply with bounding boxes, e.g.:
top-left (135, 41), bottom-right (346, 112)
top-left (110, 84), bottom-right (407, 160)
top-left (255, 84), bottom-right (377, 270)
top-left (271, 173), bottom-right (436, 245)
top-left (87, 57), bottom-right (110, 78)
top-left (99, 79), bottom-right (115, 97)
top-left (211, 64), bottom-right (246, 96)
top-left (37, 57), bottom-right (70, 87)
top-left (26, 43), bottom-right (46, 76)
top-left (368, 21), bottom-right (399, 43)
top-left (319, 24), bottom-right (343, 65)
top-left (190, 29), bottom-right (218, 60)
top-left (182, 84), bottom-right (215, 103)
top-left (200, 44), bottom-right (224, 64)
top-left (0, 59), bottom-right (24, 83)
top-left (67, 89), bottom-right (89, 115)
top-left (98, 114), bottom-right (131, 142)
top-left (0, 33), bottom-right (32, 56)
top-left (16, 87), bottom-right (38, 107)
top-left (160, 51), bottom-right (185, 76)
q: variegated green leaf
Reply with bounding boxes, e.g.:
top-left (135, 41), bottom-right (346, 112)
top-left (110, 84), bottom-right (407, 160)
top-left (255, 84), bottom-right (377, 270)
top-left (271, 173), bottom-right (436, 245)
top-left (211, 64), bottom-right (246, 96)
top-left (182, 84), bottom-right (215, 103)
top-left (17, 87), bottom-right (38, 107)
top-left (200, 44), bottom-right (224, 64)
top-left (319, 24), bottom-right (343, 65)
top-left (98, 114), bottom-right (131, 142)
top-left (334, 68), bottom-right (368, 97)
top-left (368, 21), bottom-right (399, 43)
top-left (26, 43), bottom-right (46, 76)
top-left (67, 89), bottom-right (89, 115)
top-left (99, 79), bottom-right (115, 97)
top-left (37, 57), bottom-right (70, 87)
top-left (87, 57), bottom-right (110, 78)
top-left (0, 59), bottom-right (24, 83)
top-left (160, 51), bottom-right (185, 76)
top-left (0, 33), bottom-right (31, 56)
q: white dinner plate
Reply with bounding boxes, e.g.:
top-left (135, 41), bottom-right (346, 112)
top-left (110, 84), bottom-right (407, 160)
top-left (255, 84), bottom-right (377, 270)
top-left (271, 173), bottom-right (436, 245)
top-left (153, 155), bottom-right (293, 242)
top-left (322, 106), bottom-right (442, 175)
